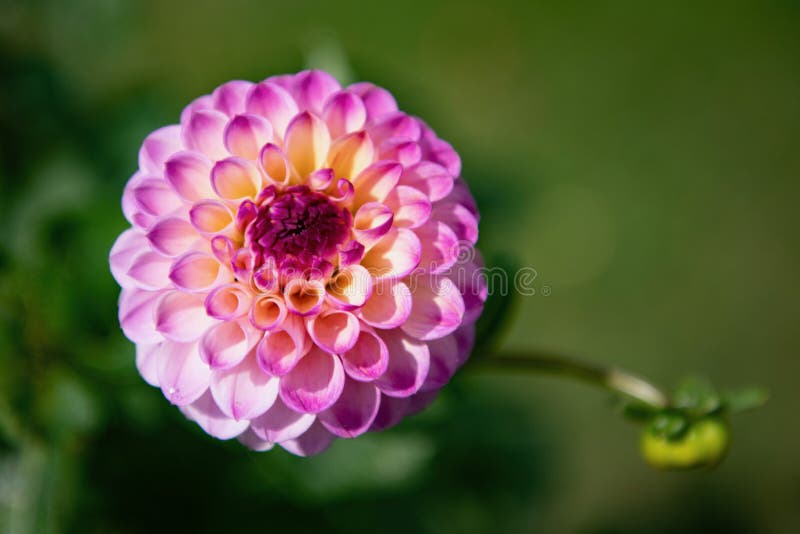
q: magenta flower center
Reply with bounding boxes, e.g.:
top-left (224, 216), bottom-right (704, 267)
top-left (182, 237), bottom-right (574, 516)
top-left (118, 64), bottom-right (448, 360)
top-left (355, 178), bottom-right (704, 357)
top-left (247, 185), bottom-right (352, 273)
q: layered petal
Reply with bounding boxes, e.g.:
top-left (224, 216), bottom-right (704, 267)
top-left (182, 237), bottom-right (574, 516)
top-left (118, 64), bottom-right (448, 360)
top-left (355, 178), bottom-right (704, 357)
top-left (279, 347), bottom-right (345, 414)
top-left (210, 354), bottom-right (279, 420)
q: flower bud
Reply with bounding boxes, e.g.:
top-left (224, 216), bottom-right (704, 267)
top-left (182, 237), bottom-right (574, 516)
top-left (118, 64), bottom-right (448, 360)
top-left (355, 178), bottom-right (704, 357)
top-left (640, 416), bottom-right (730, 470)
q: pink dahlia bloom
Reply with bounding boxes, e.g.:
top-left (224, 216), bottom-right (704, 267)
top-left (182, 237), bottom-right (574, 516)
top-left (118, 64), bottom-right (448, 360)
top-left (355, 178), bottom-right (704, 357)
top-left (109, 70), bottom-right (486, 455)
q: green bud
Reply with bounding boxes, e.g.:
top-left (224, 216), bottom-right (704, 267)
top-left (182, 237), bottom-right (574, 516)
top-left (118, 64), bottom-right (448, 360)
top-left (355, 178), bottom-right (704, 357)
top-left (640, 416), bottom-right (730, 470)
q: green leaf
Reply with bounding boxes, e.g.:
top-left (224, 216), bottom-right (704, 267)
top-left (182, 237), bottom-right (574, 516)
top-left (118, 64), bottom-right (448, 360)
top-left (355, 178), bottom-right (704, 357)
top-left (672, 376), bottom-right (721, 416)
top-left (722, 387), bottom-right (769, 413)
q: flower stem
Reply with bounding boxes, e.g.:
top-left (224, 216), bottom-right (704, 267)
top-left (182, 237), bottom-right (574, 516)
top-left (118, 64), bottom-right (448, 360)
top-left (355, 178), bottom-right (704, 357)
top-left (476, 350), bottom-right (670, 409)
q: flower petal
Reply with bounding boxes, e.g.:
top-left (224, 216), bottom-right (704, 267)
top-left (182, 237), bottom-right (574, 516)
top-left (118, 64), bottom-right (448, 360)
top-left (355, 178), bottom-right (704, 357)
top-left (223, 113), bottom-right (273, 159)
top-left (379, 138), bottom-right (421, 167)
top-left (157, 341), bottom-right (210, 406)
top-left (402, 276), bottom-right (465, 341)
top-left (341, 325), bottom-right (389, 381)
top-left (181, 109), bottom-right (229, 160)
top-left (256, 314), bottom-right (311, 376)
top-left (136, 342), bottom-right (162, 387)
top-left (383, 185), bottom-right (431, 229)
top-left (432, 200), bottom-right (478, 244)
top-left (180, 391), bottom-right (249, 440)
top-left (322, 90), bottom-right (367, 139)
top-left (361, 228), bottom-right (421, 279)
top-left (245, 82), bottom-right (299, 140)
top-left (249, 295), bottom-right (287, 331)
top-left (279, 420), bottom-right (335, 457)
top-left (189, 200), bottom-right (233, 234)
top-left (375, 329), bottom-right (430, 398)
top-left (210, 354), bottom-right (279, 420)
top-left (284, 278), bottom-right (325, 316)
top-left (138, 125), bottom-right (182, 175)
top-left (237, 428), bottom-right (274, 451)
top-left (155, 291), bottom-right (217, 342)
top-left (211, 80), bottom-right (253, 117)
top-left (319, 379), bottom-right (380, 438)
top-left (110, 229), bottom-right (149, 288)
top-left (119, 288), bottom-right (164, 344)
top-left (400, 162), bottom-right (454, 202)
top-left (199, 318), bottom-right (260, 370)
top-left (415, 221), bottom-right (459, 274)
top-left (293, 70), bottom-right (341, 114)
top-left (327, 131), bottom-right (374, 180)
top-left (358, 280), bottom-right (412, 329)
top-left (258, 143), bottom-right (293, 186)
top-left (279, 347), bottom-right (345, 414)
top-left (132, 178), bottom-right (182, 217)
top-left (368, 112), bottom-right (421, 144)
top-left (211, 157), bottom-right (261, 200)
top-left (353, 202), bottom-right (394, 249)
top-left (347, 82), bottom-right (397, 121)
top-left (127, 251), bottom-right (172, 290)
top-left (326, 264), bottom-right (372, 310)
top-left (169, 252), bottom-right (231, 292)
top-left (307, 310), bottom-right (360, 354)
top-left (250, 397), bottom-right (315, 443)
top-left (164, 151), bottom-right (215, 202)
top-left (283, 111), bottom-right (331, 178)
top-left (352, 161), bottom-right (402, 207)
top-left (146, 217), bottom-right (199, 257)
top-left (369, 394), bottom-right (410, 431)
top-left (205, 283), bottom-right (252, 320)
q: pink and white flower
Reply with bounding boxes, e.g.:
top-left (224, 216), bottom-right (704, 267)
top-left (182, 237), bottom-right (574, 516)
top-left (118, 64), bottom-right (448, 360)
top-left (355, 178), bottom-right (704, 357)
top-left (110, 70), bottom-right (485, 455)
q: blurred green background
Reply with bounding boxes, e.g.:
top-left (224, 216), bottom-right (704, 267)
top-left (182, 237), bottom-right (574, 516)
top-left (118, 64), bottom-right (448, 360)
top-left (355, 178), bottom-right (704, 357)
top-left (1, 0), bottom-right (798, 532)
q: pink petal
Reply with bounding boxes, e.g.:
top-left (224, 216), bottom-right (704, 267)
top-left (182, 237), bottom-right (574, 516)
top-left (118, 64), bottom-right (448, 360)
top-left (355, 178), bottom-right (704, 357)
top-left (118, 288), bottom-right (164, 344)
top-left (164, 151), bottom-right (215, 202)
top-left (400, 162), bottom-right (454, 202)
top-left (256, 314), bottom-right (311, 376)
top-left (323, 90), bottom-right (367, 139)
top-left (352, 161), bottom-right (402, 207)
top-left (157, 341), bottom-right (211, 406)
top-left (283, 111), bottom-right (331, 178)
top-left (293, 70), bottom-right (341, 114)
top-left (368, 112), bottom-right (421, 144)
top-left (306, 310), bottom-right (360, 354)
top-left (210, 354), bottom-right (279, 420)
top-left (279, 347), bottom-right (345, 414)
top-left (432, 200), bottom-right (479, 244)
top-left (452, 258), bottom-right (487, 325)
top-left (155, 291), bottom-right (217, 342)
top-left (211, 80), bottom-right (253, 117)
top-left (383, 185), bottom-right (432, 229)
top-left (205, 283), bottom-right (252, 320)
top-left (415, 221), bottom-right (460, 274)
top-left (353, 202), bottom-right (394, 249)
top-left (189, 200), bottom-right (233, 234)
top-left (258, 143), bottom-right (293, 186)
top-left (358, 280), bottom-right (412, 329)
top-left (318, 379), bottom-right (380, 438)
top-left (223, 113), bottom-right (273, 159)
top-left (180, 391), bottom-right (249, 440)
top-left (279, 420), bottom-right (335, 457)
top-left (146, 217), bottom-right (199, 257)
top-left (210, 157), bottom-right (261, 200)
top-left (109, 228), bottom-right (149, 287)
top-left (245, 82), bottom-right (299, 140)
top-left (341, 325), bottom-right (389, 381)
top-left (375, 329), bottom-right (430, 398)
top-left (181, 109), bottom-right (229, 160)
top-left (326, 264), bottom-right (372, 310)
top-left (347, 82), bottom-right (398, 121)
top-left (250, 397), bottom-right (315, 443)
top-left (249, 295), bottom-right (287, 331)
top-left (136, 342), bottom-right (162, 387)
top-left (284, 278), bottom-right (325, 316)
top-left (378, 138), bottom-right (422, 167)
top-left (179, 94), bottom-right (213, 126)
top-left (326, 131), bottom-right (374, 180)
top-left (127, 251), bottom-right (172, 290)
top-left (199, 318), bottom-right (260, 370)
top-left (138, 125), bottom-right (182, 175)
top-left (420, 331), bottom-right (460, 392)
top-left (237, 428), bottom-right (274, 451)
top-left (361, 228), bottom-right (421, 279)
top-left (131, 178), bottom-right (182, 217)
top-left (402, 277), bottom-right (465, 341)
top-left (169, 252), bottom-right (231, 292)
top-left (370, 394), bottom-right (410, 431)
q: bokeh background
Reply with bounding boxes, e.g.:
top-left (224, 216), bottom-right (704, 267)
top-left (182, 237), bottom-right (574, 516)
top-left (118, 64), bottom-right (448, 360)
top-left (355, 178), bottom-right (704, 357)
top-left (1, 0), bottom-right (798, 532)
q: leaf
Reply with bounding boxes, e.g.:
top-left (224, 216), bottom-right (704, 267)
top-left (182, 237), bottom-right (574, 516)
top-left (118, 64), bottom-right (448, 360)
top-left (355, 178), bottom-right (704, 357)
top-left (723, 387), bottom-right (769, 414)
top-left (672, 376), bottom-right (721, 416)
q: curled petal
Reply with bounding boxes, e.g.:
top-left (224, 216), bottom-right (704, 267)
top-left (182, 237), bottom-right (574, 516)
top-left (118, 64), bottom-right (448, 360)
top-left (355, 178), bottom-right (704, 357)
top-left (415, 221), bottom-right (460, 274)
top-left (155, 291), bottom-right (217, 342)
top-left (284, 111), bottom-right (331, 178)
top-left (127, 251), bottom-right (172, 290)
top-left (279, 420), bottom-right (335, 457)
top-left (249, 294), bottom-right (287, 331)
top-left (189, 200), bottom-right (233, 235)
top-left (205, 283), bottom-right (252, 320)
top-left (223, 113), bottom-right (273, 159)
top-left (132, 178), bottom-right (182, 217)
top-left (327, 131), bottom-right (374, 180)
top-left (353, 202), bottom-right (393, 248)
top-left (210, 235), bottom-right (235, 266)
top-left (323, 90), bottom-right (367, 139)
top-left (199, 318), bottom-right (260, 370)
top-left (347, 82), bottom-right (397, 121)
top-left (246, 82), bottom-right (299, 140)
top-left (119, 288), bottom-right (163, 344)
top-left (258, 143), bottom-right (293, 186)
top-left (307, 310), bottom-right (360, 354)
top-left (181, 109), bottom-right (229, 160)
top-left (361, 228), bottom-right (421, 279)
top-left (253, 263), bottom-right (278, 293)
top-left (326, 264), bottom-right (372, 309)
top-left (250, 397), bottom-right (315, 443)
top-left (211, 80), bottom-right (253, 117)
top-left (375, 329), bottom-right (430, 398)
top-left (136, 342), bottom-right (162, 387)
top-left (293, 70), bottom-right (341, 114)
top-left (358, 280), bottom-right (412, 329)
top-left (400, 162), bottom-right (454, 202)
top-left (138, 125), bottom-right (182, 175)
top-left (210, 354), bottom-right (279, 420)
top-left (308, 168), bottom-right (335, 191)
top-left (211, 157), bottom-right (261, 200)
top-left (256, 315), bottom-right (311, 376)
top-left (170, 252), bottom-right (231, 292)
top-left (284, 278), bottom-right (325, 316)
top-left (327, 178), bottom-right (354, 204)
top-left (164, 151), bottom-right (215, 202)
top-left (341, 325), bottom-right (389, 381)
top-left (157, 341), bottom-right (210, 406)
top-left (384, 185), bottom-right (432, 229)
top-left (319, 379), bottom-right (380, 438)
top-left (180, 391), bottom-right (249, 440)
top-left (146, 217), bottom-right (199, 257)
top-left (279, 347), bottom-right (345, 414)
top-left (231, 248), bottom-right (255, 282)
top-left (402, 277), bottom-right (465, 341)
top-left (338, 240), bottom-right (365, 267)
top-left (352, 161), bottom-right (402, 207)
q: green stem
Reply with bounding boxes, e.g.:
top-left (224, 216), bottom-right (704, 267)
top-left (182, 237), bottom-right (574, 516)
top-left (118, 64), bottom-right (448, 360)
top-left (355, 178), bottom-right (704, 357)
top-left (476, 350), bottom-right (670, 409)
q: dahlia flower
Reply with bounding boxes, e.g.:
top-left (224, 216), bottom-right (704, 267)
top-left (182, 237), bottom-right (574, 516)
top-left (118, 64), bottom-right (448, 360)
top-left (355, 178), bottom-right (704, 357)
top-left (109, 70), bottom-right (486, 455)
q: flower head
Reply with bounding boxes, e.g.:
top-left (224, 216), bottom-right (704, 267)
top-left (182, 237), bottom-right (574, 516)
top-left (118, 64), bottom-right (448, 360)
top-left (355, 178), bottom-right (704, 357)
top-left (109, 70), bottom-right (485, 455)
